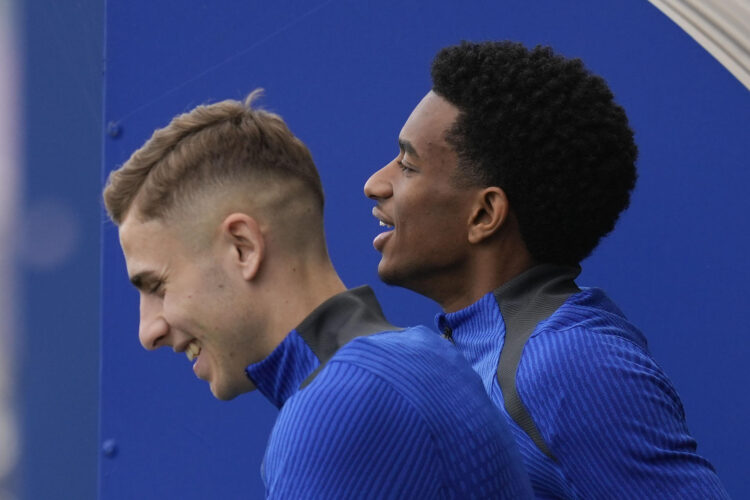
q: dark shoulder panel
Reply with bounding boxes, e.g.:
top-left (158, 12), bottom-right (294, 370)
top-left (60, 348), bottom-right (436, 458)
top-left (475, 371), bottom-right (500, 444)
top-left (495, 264), bottom-right (581, 460)
top-left (296, 286), bottom-right (401, 388)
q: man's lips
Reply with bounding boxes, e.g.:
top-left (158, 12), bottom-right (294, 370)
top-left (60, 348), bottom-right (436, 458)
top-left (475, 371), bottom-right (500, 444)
top-left (371, 206), bottom-right (394, 228)
top-left (174, 339), bottom-right (206, 381)
top-left (174, 340), bottom-right (202, 363)
top-left (371, 207), bottom-right (394, 252)
top-left (373, 230), bottom-right (393, 252)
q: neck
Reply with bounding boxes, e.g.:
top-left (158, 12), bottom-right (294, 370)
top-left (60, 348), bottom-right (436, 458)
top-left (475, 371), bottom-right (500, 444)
top-left (254, 251), bottom-right (347, 355)
top-left (430, 236), bottom-right (535, 314)
top-left (436, 259), bottom-right (535, 314)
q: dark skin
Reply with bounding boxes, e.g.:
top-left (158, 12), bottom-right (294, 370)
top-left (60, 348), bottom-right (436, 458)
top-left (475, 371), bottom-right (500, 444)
top-left (364, 91), bottom-right (534, 312)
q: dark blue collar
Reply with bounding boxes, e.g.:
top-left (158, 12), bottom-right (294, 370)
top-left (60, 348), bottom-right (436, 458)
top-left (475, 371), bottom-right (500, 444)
top-left (436, 264), bottom-right (581, 346)
top-left (246, 286), bottom-right (398, 408)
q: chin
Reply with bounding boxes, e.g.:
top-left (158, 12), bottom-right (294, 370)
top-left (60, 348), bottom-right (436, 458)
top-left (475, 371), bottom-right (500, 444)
top-left (377, 262), bottom-right (403, 287)
top-left (210, 382), bottom-right (240, 401)
top-left (378, 261), bottom-right (439, 301)
top-left (378, 263), bottom-right (415, 291)
top-left (210, 378), bottom-right (256, 401)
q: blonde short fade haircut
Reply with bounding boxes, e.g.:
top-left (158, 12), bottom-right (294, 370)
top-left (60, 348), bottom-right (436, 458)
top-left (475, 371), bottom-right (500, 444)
top-left (103, 90), bottom-right (324, 229)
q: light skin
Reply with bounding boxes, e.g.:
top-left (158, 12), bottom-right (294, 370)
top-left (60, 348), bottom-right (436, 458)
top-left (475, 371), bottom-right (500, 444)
top-left (364, 91), bottom-right (534, 312)
top-left (118, 193), bottom-right (345, 401)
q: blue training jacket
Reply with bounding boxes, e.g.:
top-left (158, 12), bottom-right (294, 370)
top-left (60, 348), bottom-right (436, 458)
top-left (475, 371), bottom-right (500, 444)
top-left (247, 286), bottom-right (533, 499)
top-left (437, 265), bottom-right (729, 499)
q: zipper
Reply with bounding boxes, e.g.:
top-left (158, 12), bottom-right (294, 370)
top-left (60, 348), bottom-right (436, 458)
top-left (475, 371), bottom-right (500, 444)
top-left (441, 325), bottom-right (454, 344)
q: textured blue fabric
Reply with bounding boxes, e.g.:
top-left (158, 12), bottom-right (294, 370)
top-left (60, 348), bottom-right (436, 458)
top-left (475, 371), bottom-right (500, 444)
top-left (247, 330), bottom-right (320, 409)
top-left (437, 287), bottom-right (729, 500)
top-left (247, 326), bottom-right (533, 499)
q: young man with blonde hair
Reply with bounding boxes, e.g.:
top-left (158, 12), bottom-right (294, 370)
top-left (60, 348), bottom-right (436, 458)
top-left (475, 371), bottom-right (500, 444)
top-left (103, 91), bottom-right (533, 498)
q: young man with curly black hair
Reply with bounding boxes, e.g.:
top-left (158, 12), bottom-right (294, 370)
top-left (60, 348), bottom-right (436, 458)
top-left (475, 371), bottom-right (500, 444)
top-left (365, 41), bottom-right (728, 499)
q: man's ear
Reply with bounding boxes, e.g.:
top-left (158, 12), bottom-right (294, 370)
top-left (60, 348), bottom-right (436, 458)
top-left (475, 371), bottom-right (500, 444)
top-left (221, 213), bottom-right (265, 281)
top-left (467, 187), bottom-right (510, 244)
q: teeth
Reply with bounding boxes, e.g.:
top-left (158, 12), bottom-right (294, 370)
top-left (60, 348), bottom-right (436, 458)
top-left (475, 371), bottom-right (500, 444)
top-left (379, 221), bottom-right (394, 229)
top-left (186, 341), bottom-right (201, 362)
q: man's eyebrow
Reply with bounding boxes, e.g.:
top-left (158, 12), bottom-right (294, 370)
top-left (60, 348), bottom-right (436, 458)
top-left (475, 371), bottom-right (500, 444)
top-left (399, 138), bottom-right (420, 159)
top-left (129, 271), bottom-right (157, 290)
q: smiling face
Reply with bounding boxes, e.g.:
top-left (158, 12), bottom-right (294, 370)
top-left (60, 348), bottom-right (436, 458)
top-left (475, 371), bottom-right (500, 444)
top-left (364, 91), bottom-right (482, 301)
top-left (119, 214), bottom-right (260, 401)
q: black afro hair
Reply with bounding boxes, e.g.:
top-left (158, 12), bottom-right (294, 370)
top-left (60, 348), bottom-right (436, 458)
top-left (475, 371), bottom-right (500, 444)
top-left (432, 41), bottom-right (638, 265)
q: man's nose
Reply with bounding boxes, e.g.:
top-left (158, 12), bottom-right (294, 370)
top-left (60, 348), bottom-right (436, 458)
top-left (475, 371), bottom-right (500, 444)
top-left (138, 297), bottom-right (169, 350)
top-left (364, 163), bottom-right (393, 200)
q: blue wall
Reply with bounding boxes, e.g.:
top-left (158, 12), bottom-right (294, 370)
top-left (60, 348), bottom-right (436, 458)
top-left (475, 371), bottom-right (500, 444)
top-left (21, 0), bottom-right (103, 499)
top-left (98, 1), bottom-right (749, 498)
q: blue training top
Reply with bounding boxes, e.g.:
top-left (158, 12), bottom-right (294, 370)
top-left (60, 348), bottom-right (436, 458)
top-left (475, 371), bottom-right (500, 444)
top-left (246, 286), bottom-right (533, 499)
top-left (437, 265), bottom-right (729, 499)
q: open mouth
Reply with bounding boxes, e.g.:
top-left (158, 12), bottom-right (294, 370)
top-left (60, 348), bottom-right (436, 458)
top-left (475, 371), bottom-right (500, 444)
top-left (175, 339), bottom-right (206, 381)
top-left (185, 340), bottom-right (202, 362)
top-left (372, 207), bottom-right (394, 230)
top-left (372, 207), bottom-right (395, 251)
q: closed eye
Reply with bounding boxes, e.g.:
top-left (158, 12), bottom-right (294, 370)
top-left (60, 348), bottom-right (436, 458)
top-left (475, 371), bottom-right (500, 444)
top-left (397, 158), bottom-right (416, 174)
top-left (149, 281), bottom-right (165, 297)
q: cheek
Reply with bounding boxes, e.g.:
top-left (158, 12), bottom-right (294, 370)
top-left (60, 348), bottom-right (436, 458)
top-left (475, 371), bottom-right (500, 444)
top-left (162, 294), bottom-right (201, 329)
top-left (411, 203), bottom-right (464, 234)
top-left (415, 205), bottom-right (469, 248)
